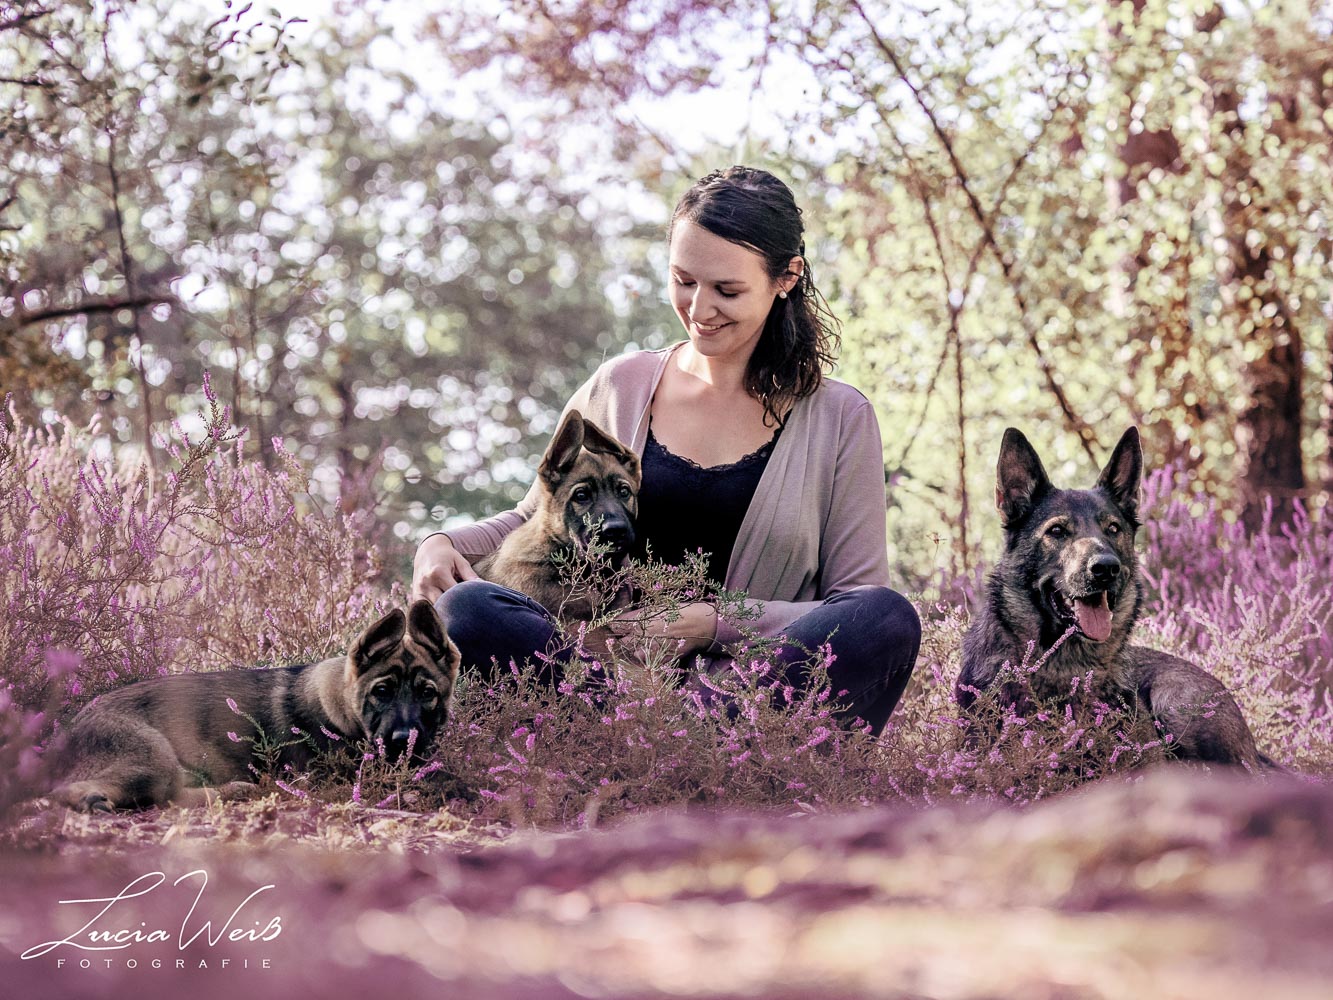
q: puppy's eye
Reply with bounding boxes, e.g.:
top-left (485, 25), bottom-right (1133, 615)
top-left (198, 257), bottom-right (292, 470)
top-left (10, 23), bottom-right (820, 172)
top-left (416, 684), bottom-right (438, 704)
top-left (1106, 521), bottom-right (1122, 535)
top-left (371, 682), bottom-right (394, 699)
top-left (616, 483), bottom-right (632, 500)
top-left (1046, 524), bottom-right (1067, 538)
top-left (571, 486), bottom-right (592, 503)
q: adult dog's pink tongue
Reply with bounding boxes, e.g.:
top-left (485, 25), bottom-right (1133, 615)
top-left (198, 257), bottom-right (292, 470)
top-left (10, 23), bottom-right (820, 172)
top-left (1073, 592), bottom-right (1113, 642)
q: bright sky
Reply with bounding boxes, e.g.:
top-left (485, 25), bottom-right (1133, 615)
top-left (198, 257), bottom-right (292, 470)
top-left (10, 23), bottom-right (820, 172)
top-left (263, 0), bottom-right (825, 174)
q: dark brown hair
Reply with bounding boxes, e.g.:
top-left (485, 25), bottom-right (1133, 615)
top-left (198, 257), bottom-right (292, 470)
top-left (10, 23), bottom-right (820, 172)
top-left (669, 166), bottom-right (841, 426)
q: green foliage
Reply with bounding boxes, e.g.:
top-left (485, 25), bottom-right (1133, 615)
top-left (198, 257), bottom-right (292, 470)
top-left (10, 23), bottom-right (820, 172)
top-left (0, 0), bottom-right (675, 562)
top-left (5, 0), bottom-right (1332, 580)
top-left (793, 0), bottom-right (1333, 575)
top-left (424, 0), bottom-right (1333, 579)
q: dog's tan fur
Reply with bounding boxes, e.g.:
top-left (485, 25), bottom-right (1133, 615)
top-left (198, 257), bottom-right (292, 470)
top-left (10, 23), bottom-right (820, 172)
top-left (50, 601), bottom-right (459, 812)
top-left (476, 410), bottom-right (640, 622)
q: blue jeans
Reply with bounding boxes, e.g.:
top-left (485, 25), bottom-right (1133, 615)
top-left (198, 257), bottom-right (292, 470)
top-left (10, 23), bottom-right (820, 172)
top-left (435, 582), bottom-right (920, 736)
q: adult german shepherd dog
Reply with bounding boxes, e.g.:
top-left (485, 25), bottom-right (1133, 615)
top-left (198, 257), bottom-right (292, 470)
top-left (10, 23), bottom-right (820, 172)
top-left (51, 601), bottom-right (459, 812)
top-left (957, 427), bottom-right (1271, 768)
top-left (475, 409), bottom-right (641, 621)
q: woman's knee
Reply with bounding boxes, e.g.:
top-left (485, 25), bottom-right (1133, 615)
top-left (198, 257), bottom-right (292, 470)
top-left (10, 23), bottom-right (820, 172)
top-left (435, 580), bottom-right (508, 642)
top-left (848, 585), bottom-right (922, 650)
top-left (853, 587), bottom-right (921, 727)
top-left (436, 579), bottom-right (559, 669)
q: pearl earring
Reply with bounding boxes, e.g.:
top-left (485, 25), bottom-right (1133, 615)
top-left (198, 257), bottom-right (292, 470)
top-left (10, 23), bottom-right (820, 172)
top-left (778, 290), bottom-right (787, 299)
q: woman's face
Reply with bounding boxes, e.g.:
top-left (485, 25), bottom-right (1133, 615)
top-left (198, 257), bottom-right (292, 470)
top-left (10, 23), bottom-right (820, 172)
top-left (668, 220), bottom-right (798, 365)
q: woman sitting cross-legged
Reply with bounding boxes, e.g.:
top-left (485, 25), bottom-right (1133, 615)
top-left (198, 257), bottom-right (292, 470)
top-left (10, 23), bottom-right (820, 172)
top-left (412, 166), bottom-right (921, 737)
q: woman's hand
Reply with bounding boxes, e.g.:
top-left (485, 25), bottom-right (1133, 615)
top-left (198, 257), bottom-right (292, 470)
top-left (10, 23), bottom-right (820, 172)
top-left (607, 602), bottom-right (718, 667)
top-left (411, 534), bottom-right (479, 604)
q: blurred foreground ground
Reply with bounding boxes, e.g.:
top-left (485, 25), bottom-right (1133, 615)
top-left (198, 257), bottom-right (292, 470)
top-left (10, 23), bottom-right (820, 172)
top-left (2, 767), bottom-right (1330, 999)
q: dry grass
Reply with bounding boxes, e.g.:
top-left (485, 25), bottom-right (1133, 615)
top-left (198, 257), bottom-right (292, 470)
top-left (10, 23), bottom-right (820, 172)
top-left (4, 400), bottom-right (1333, 997)
top-left (3, 769), bottom-right (1332, 999)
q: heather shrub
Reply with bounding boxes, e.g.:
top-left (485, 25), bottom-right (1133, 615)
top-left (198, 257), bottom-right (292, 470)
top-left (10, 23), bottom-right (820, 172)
top-left (220, 650), bottom-right (885, 823)
top-left (1136, 465), bottom-right (1333, 772)
top-left (1140, 465), bottom-right (1333, 676)
top-left (1134, 585), bottom-right (1333, 773)
top-left (869, 606), bottom-right (1174, 806)
top-left (5, 397), bottom-right (1331, 831)
top-left (325, 569), bottom-right (1178, 826)
top-left (0, 652), bottom-right (76, 817)
top-left (339, 610), bottom-right (1173, 824)
top-left (0, 383), bottom-right (388, 721)
top-left (410, 555), bottom-right (886, 825)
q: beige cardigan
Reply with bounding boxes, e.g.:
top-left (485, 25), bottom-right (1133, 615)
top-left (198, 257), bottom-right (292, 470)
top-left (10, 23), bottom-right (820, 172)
top-left (443, 344), bottom-right (891, 653)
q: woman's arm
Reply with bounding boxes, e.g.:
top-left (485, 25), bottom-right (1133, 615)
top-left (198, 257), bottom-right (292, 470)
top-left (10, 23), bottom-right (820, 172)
top-left (712, 395), bottom-right (889, 646)
top-left (411, 532), bottom-right (481, 603)
top-left (813, 394), bottom-right (892, 588)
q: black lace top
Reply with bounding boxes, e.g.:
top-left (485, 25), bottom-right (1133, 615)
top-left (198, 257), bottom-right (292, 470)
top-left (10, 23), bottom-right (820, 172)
top-left (635, 423), bottom-right (781, 586)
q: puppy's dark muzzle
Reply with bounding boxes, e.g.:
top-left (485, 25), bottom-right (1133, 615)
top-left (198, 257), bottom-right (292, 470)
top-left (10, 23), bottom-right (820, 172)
top-left (582, 507), bottom-right (635, 559)
top-left (599, 518), bottom-right (635, 554)
top-left (385, 726), bottom-right (423, 761)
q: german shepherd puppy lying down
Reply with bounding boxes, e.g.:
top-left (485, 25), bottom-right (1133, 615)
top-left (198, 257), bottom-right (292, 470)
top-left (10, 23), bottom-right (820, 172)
top-left (50, 601), bottom-right (459, 812)
top-left (475, 409), bottom-right (641, 621)
top-left (957, 427), bottom-right (1274, 769)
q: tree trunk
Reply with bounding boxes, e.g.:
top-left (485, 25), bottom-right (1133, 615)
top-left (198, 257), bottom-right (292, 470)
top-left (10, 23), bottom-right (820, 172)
top-left (1209, 86), bottom-right (1306, 529)
top-left (1107, 0), bottom-right (1307, 529)
top-left (1102, 4), bottom-right (1201, 474)
top-left (1233, 322), bottom-right (1304, 528)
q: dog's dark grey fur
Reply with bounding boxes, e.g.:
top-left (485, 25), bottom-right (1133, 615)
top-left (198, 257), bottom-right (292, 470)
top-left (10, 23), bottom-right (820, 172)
top-left (957, 427), bottom-right (1271, 769)
top-left (51, 601), bottom-right (459, 811)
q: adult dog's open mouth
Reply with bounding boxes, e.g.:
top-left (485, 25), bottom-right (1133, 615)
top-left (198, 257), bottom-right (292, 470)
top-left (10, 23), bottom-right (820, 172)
top-left (1043, 582), bottom-right (1116, 642)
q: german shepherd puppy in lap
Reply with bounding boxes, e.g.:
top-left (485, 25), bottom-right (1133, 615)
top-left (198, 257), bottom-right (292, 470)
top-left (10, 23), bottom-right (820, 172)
top-left (475, 409), bottom-right (640, 622)
top-left (51, 601), bottom-right (459, 812)
top-left (957, 427), bottom-right (1272, 769)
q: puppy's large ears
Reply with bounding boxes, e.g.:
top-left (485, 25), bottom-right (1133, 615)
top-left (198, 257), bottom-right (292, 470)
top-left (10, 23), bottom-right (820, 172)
top-left (406, 599), bottom-right (456, 672)
top-left (1096, 426), bottom-right (1142, 525)
top-left (350, 607), bottom-right (405, 675)
top-left (996, 428), bottom-right (1052, 528)
top-left (539, 410), bottom-right (586, 487)
top-left (580, 418), bottom-right (641, 483)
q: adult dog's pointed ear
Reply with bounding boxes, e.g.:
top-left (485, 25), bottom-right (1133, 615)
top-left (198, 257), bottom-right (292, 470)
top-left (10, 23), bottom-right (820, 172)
top-left (581, 418), bottom-right (641, 483)
top-left (350, 607), bottom-right (405, 676)
top-left (1096, 426), bottom-right (1142, 525)
top-left (539, 410), bottom-right (586, 488)
top-left (996, 428), bottom-right (1052, 528)
top-left (406, 599), bottom-right (453, 666)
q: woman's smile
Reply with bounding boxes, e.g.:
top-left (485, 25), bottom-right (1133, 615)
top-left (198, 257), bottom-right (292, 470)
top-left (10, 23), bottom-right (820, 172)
top-left (669, 221), bottom-right (780, 363)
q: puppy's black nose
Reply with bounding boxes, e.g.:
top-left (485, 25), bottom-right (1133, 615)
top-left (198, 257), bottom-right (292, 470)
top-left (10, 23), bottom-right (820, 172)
top-left (388, 727), bottom-right (418, 759)
top-left (1088, 554), bottom-right (1121, 585)
top-left (600, 519), bottom-right (634, 549)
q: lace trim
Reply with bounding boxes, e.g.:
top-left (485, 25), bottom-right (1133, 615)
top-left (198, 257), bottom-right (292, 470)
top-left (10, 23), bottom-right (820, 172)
top-left (645, 424), bottom-right (780, 473)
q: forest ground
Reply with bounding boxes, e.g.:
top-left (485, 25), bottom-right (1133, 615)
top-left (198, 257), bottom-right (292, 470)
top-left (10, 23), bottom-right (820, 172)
top-left (2, 766), bottom-right (1330, 1000)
